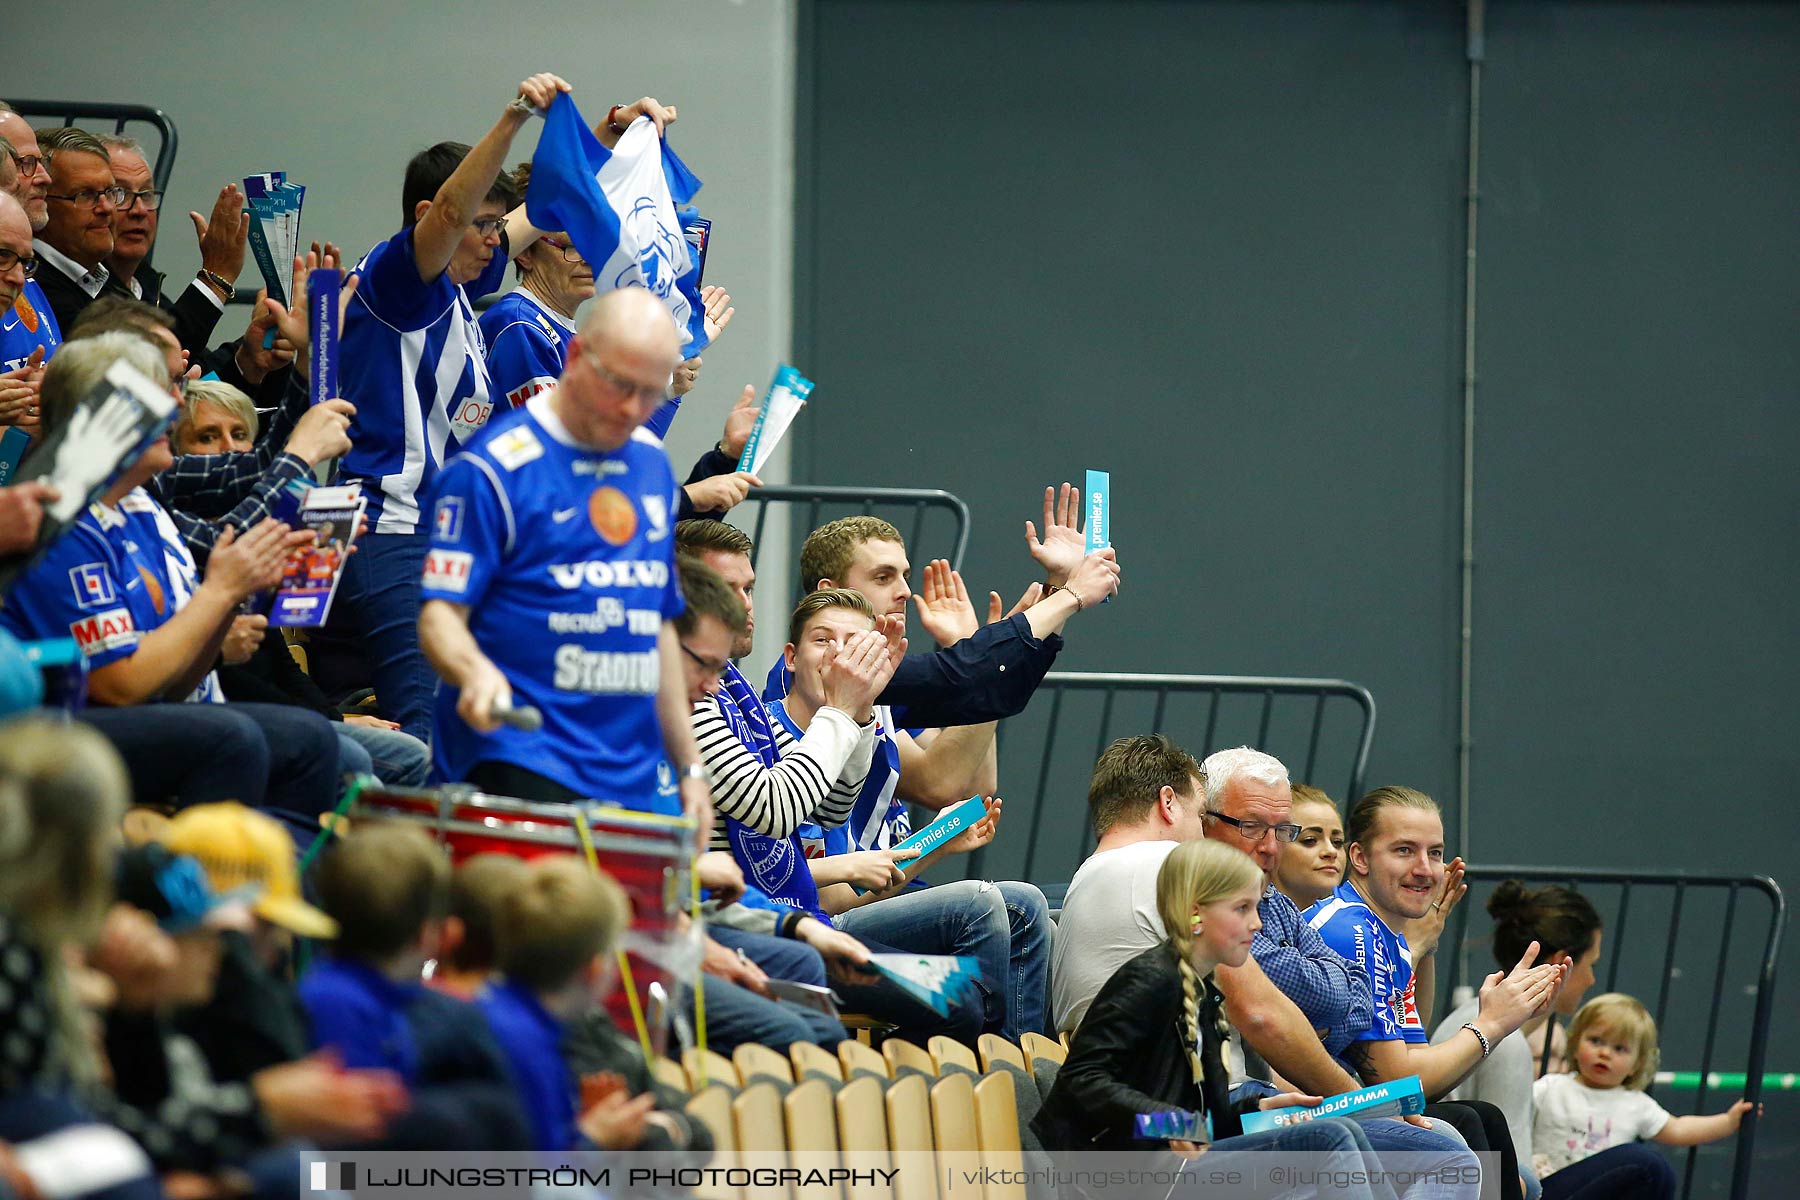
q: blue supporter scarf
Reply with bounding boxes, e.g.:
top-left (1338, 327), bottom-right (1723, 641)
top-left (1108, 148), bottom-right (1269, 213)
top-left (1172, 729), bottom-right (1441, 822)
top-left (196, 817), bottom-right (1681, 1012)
top-left (716, 662), bottom-right (830, 924)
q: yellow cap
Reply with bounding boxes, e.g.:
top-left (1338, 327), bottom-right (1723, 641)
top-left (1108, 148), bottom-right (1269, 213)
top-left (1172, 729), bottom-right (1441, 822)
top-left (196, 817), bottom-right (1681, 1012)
top-left (161, 802), bottom-right (339, 940)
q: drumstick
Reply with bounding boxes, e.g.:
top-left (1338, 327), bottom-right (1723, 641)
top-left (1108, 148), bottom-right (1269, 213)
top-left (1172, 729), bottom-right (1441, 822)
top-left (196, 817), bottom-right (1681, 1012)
top-left (489, 700), bottom-right (544, 732)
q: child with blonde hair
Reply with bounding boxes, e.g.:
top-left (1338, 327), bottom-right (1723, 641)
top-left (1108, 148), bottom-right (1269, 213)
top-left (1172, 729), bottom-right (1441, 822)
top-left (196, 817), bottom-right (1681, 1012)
top-left (1532, 992), bottom-right (1757, 1192)
top-left (1032, 840), bottom-right (1404, 1197)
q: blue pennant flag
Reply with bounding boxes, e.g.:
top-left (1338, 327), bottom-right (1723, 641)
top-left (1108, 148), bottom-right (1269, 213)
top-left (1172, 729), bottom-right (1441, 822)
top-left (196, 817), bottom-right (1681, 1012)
top-left (525, 93), bottom-right (709, 356)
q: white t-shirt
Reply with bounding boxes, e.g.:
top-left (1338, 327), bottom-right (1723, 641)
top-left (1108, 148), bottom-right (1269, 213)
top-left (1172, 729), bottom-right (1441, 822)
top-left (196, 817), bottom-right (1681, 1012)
top-left (1050, 841), bottom-right (1176, 1034)
top-left (1531, 1071), bottom-right (1670, 1177)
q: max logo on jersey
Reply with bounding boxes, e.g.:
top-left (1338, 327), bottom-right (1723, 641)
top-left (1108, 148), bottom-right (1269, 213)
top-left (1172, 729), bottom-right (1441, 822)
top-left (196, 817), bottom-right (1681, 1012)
top-left (435, 497), bottom-right (465, 543)
top-left (504, 377), bottom-right (556, 409)
top-left (70, 608), bottom-right (137, 655)
top-left (424, 549), bottom-right (474, 593)
top-left (69, 564), bottom-right (117, 611)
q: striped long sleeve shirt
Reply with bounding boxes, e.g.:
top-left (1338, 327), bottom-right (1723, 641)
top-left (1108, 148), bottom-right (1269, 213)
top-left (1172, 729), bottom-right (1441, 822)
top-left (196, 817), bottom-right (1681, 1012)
top-left (694, 699), bottom-right (875, 850)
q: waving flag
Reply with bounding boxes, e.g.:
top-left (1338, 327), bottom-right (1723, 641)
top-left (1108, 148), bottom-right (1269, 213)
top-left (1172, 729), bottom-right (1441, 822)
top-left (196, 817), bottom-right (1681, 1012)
top-left (525, 93), bottom-right (709, 356)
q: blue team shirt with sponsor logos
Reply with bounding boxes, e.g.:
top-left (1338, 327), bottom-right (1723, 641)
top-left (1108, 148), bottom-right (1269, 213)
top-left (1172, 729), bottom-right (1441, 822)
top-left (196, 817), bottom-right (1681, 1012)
top-left (339, 224), bottom-right (510, 534)
top-left (479, 288), bottom-right (571, 412)
top-left (477, 288), bottom-right (684, 439)
top-left (0, 487), bottom-right (221, 702)
top-left (421, 392), bottom-right (683, 807)
top-left (1304, 879), bottom-right (1424, 1044)
top-left (1, 281), bottom-right (61, 373)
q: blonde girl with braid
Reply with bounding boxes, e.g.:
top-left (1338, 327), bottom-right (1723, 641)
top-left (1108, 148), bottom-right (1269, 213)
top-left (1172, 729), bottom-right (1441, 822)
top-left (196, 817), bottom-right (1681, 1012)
top-left (1033, 841), bottom-right (1388, 1192)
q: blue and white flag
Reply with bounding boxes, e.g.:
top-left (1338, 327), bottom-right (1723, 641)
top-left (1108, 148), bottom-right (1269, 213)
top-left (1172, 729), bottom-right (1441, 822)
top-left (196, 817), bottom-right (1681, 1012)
top-left (525, 93), bottom-right (709, 356)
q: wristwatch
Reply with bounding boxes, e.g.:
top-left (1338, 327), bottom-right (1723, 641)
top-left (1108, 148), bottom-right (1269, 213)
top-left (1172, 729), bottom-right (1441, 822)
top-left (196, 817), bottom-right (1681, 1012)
top-left (679, 762), bottom-right (709, 782)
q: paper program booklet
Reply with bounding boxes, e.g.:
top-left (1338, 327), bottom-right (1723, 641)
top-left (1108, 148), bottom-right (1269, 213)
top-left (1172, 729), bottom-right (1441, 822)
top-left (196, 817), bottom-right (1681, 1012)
top-left (265, 482), bottom-right (365, 627)
top-left (0, 360), bottom-right (177, 592)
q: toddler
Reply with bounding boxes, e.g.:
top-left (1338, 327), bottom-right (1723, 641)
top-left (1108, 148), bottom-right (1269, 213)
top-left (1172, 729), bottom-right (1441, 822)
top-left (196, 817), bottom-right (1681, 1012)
top-left (1532, 992), bottom-right (1756, 1183)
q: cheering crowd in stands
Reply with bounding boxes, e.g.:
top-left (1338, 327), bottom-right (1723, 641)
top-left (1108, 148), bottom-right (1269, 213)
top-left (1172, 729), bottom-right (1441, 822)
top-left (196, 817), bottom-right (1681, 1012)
top-left (0, 79), bottom-right (1758, 1200)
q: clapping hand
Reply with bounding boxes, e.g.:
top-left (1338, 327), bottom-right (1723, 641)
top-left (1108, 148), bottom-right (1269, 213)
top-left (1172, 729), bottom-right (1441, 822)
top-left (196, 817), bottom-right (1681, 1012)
top-left (987, 582), bottom-right (1042, 624)
top-left (263, 247), bottom-right (360, 377)
top-left (1026, 482), bottom-right (1089, 587)
top-left (1477, 941), bottom-right (1567, 1036)
top-left (190, 183), bottom-right (249, 293)
top-left (912, 559), bottom-right (980, 647)
top-left (721, 384), bottom-right (762, 460)
top-left (1407, 857), bottom-right (1466, 958)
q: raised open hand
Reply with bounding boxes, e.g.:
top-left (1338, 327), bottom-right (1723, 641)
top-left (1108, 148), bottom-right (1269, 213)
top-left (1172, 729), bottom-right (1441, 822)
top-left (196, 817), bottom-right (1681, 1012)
top-left (1025, 482), bottom-right (1088, 587)
top-left (911, 559), bottom-right (979, 647)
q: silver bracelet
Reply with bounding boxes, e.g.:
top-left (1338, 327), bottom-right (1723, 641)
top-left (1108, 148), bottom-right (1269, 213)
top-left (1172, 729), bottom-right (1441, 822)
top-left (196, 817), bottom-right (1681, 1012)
top-left (1462, 1022), bottom-right (1492, 1059)
top-left (679, 762), bottom-right (708, 782)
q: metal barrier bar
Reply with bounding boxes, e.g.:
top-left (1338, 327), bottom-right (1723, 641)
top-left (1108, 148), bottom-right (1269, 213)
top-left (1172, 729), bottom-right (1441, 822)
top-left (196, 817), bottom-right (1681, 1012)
top-left (1001, 671), bottom-right (1375, 885)
top-left (1447, 866), bottom-right (1784, 1200)
top-left (739, 484), bottom-right (971, 573)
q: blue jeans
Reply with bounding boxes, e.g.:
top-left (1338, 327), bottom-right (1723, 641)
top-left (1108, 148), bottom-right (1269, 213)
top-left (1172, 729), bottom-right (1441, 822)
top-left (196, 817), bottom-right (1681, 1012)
top-left (690, 926), bottom-right (845, 1049)
top-left (1539, 1144), bottom-right (1675, 1200)
top-left (1206, 1119), bottom-right (1386, 1200)
top-left (80, 701), bottom-right (338, 843)
top-left (836, 878), bottom-right (1051, 1040)
top-left (331, 531), bottom-right (434, 741)
top-left (337, 721), bottom-right (431, 787)
top-left (1229, 1078), bottom-right (1478, 1200)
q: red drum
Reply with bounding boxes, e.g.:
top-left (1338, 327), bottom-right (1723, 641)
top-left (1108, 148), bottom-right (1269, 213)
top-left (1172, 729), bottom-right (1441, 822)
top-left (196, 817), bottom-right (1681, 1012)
top-left (350, 782), bottom-right (694, 1054)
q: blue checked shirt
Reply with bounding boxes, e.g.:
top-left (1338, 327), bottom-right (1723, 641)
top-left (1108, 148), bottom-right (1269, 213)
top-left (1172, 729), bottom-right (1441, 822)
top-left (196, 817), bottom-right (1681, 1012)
top-left (1253, 884), bottom-right (1374, 1058)
top-left (148, 371), bottom-right (314, 565)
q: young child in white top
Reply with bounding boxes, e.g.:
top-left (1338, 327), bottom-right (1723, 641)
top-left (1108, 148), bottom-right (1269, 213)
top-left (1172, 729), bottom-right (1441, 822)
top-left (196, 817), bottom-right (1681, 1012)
top-left (1531, 992), bottom-right (1757, 1178)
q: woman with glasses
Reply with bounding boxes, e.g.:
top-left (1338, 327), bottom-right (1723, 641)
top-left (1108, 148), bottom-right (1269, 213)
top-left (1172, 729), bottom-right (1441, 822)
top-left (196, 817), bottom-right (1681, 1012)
top-left (481, 162), bottom-right (736, 445)
top-left (478, 161), bottom-right (596, 413)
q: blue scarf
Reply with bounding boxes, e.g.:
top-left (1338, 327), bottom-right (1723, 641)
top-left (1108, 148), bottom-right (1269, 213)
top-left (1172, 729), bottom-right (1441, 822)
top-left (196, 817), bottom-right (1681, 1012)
top-left (717, 662), bottom-right (830, 924)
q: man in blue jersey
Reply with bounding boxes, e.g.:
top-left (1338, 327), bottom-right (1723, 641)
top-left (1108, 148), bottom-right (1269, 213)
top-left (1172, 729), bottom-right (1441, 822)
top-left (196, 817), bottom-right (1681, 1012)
top-left (0, 331), bottom-right (342, 838)
top-left (0, 111), bottom-right (62, 378)
top-left (1306, 786), bottom-right (1563, 1099)
top-left (0, 192), bottom-right (50, 444)
top-left (332, 73), bottom-right (675, 741)
top-left (479, 187), bottom-right (756, 516)
top-left (418, 287), bottom-right (710, 831)
top-left (1, 142), bottom-right (60, 380)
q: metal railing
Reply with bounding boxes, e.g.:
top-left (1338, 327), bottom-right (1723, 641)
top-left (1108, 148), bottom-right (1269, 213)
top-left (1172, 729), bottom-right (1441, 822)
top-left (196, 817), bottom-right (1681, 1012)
top-left (1444, 867), bottom-right (1785, 1200)
top-left (739, 484), bottom-right (971, 573)
top-left (959, 671), bottom-right (1376, 889)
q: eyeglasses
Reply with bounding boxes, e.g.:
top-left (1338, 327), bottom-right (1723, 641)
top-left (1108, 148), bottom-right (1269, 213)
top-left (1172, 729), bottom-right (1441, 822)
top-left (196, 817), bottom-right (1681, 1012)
top-left (581, 347), bottom-right (668, 406)
top-left (680, 641), bottom-right (728, 682)
top-left (120, 188), bottom-right (163, 211)
top-left (1207, 810), bottom-right (1302, 843)
top-left (543, 239), bottom-right (585, 264)
top-left (7, 152), bottom-right (44, 177)
top-left (0, 248), bottom-right (38, 278)
top-left (47, 186), bottom-right (127, 209)
top-left (470, 215), bottom-right (506, 239)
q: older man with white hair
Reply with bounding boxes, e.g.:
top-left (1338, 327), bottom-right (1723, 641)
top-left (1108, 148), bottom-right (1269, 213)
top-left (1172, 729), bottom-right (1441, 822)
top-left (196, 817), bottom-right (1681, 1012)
top-left (1197, 745), bottom-right (1376, 1072)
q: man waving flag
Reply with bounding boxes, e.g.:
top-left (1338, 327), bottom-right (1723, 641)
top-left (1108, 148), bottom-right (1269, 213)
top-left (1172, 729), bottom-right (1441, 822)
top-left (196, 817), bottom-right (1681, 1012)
top-left (525, 92), bottom-right (709, 356)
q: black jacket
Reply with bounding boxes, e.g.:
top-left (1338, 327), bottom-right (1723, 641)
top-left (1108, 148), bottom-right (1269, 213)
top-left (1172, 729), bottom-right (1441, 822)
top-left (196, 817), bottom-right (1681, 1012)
top-left (1032, 940), bottom-right (1258, 1151)
top-left (101, 261), bottom-right (226, 355)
